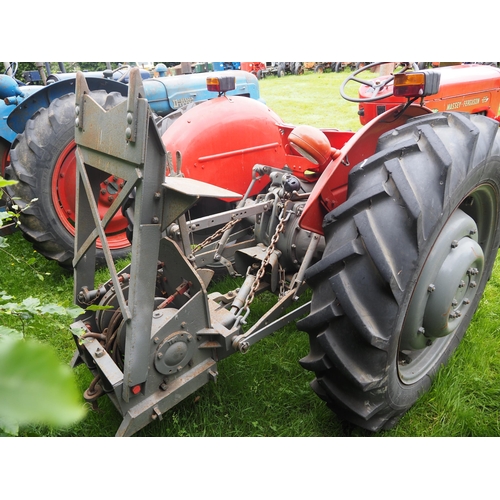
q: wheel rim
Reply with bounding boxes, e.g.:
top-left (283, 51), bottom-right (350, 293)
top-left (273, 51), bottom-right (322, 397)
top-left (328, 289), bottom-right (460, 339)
top-left (51, 140), bottom-right (130, 250)
top-left (398, 183), bottom-right (498, 384)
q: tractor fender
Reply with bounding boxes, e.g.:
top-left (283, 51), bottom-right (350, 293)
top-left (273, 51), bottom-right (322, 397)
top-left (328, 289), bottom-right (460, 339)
top-left (161, 95), bottom-right (287, 198)
top-left (299, 104), bottom-right (433, 234)
top-left (0, 85), bottom-right (43, 143)
top-left (6, 77), bottom-right (128, 135)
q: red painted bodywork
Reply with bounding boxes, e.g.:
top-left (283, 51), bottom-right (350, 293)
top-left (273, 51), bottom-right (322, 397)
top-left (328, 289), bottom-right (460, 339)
top-left (359, 64), bottom-right (500, 125)
top-left (161, 64), bottom-right (500, 237)
top-left (161, 95), bottom-right (353, 199)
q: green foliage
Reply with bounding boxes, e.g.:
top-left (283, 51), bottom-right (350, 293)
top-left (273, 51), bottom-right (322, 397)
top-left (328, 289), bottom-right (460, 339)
top-left (0, 177), bottom-right (17, 188)
top-left (0, 178), bottom-right (85, 436)
top-left (1, 176), bottom-right (45, 279)
top-left (0, 291), bottom-right (81, 334)
top-left (0, 287), bottom-right (86, 436)
top-left (0, 336), bottom-right (86, 436)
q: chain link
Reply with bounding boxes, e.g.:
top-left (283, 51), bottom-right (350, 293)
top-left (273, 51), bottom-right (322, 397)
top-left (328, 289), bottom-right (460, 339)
top-left (236, 199), bottom-right (291, 324)
top-left (191, 217), bottom-right (241, 254)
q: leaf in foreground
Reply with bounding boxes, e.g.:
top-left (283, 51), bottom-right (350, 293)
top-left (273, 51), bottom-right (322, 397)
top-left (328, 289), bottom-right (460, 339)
top-left (0, 339), bottom-right (86, 430)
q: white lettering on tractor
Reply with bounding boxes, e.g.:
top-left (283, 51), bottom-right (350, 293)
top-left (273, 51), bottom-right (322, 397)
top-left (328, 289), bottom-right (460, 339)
top-left (446, 101), bottom-right (462, 110)
top-left (172, 97), bottom-right (195, 108)
top-left (464, 98), bottom-right (480, 106)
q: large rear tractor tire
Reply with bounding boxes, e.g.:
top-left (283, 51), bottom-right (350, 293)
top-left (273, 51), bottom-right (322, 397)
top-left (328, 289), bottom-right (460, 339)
top-left (298, 112), bottom-right (500, 431)
top-left (5, 90), bottom-right (129, 268)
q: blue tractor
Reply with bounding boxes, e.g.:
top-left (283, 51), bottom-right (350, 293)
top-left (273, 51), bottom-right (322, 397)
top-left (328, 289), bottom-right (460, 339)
top-left (0, 62), bottom-right (261, 267)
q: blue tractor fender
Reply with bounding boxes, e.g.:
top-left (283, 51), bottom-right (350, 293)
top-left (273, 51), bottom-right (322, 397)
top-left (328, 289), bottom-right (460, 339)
top-left (0, 84), bottom-right (44, 143)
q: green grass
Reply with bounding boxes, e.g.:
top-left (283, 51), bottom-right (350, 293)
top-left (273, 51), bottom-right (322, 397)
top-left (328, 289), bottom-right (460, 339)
top-left (3, 67), bottom-right (500, 437)
top-left (259, 70), bottom-right (362, 131)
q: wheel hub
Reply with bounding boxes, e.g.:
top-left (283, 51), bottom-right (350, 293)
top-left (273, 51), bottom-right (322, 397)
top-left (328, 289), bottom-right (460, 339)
top-left (422, 235), bottom-right (483, 340)
top-left (399, 208), bottom-right (483, 383)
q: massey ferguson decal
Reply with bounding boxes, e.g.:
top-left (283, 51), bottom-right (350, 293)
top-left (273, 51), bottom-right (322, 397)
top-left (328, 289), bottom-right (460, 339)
top-left (445, 94), bottom-right (490, 111)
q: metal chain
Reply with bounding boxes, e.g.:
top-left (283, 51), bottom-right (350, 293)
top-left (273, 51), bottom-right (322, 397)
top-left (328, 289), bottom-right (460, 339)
top-left (191, 217), bottom-right (241, 254)
top-left (236, 199), bottom-right (291, 324)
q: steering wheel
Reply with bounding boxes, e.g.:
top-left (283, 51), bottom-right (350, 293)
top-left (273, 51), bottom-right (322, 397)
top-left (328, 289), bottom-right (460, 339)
top-left (111, 64), bottom-right (131, 82)
top-left (4, 62), bottom-right (18, 78)
top-left (340, 62), bottom-right (419, 103)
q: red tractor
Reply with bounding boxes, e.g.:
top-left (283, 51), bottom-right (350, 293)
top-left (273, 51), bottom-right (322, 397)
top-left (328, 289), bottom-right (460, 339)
top-left (70, 64), bottom-right (500, 435)
top-left (240, 62), bottom-right (266, 79)
top-left (342, 62), bottom-right (500, 125)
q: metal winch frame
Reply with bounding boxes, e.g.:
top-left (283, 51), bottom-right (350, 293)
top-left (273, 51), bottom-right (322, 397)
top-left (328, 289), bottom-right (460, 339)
top-left (70, 68), bottom-right (316, 436)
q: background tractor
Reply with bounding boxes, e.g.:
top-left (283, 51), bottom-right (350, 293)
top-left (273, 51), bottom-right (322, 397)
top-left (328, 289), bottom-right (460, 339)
top-left (69, 65), bottom-right (500, 436)
top-left (260, 62), bottom-right (301, 77)
top-left (1, 63), bottom-right (261, 268)
top-left (334, 62), bottom-right (357, 72)
top-left (313, 63), bottom-right (334, 73)
top-left (240, 62), bottom-right (266, 79)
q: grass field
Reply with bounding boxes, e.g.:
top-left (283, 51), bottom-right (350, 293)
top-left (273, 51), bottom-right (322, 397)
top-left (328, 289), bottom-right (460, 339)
top-left (2, 67), bottom-right (500, 437)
